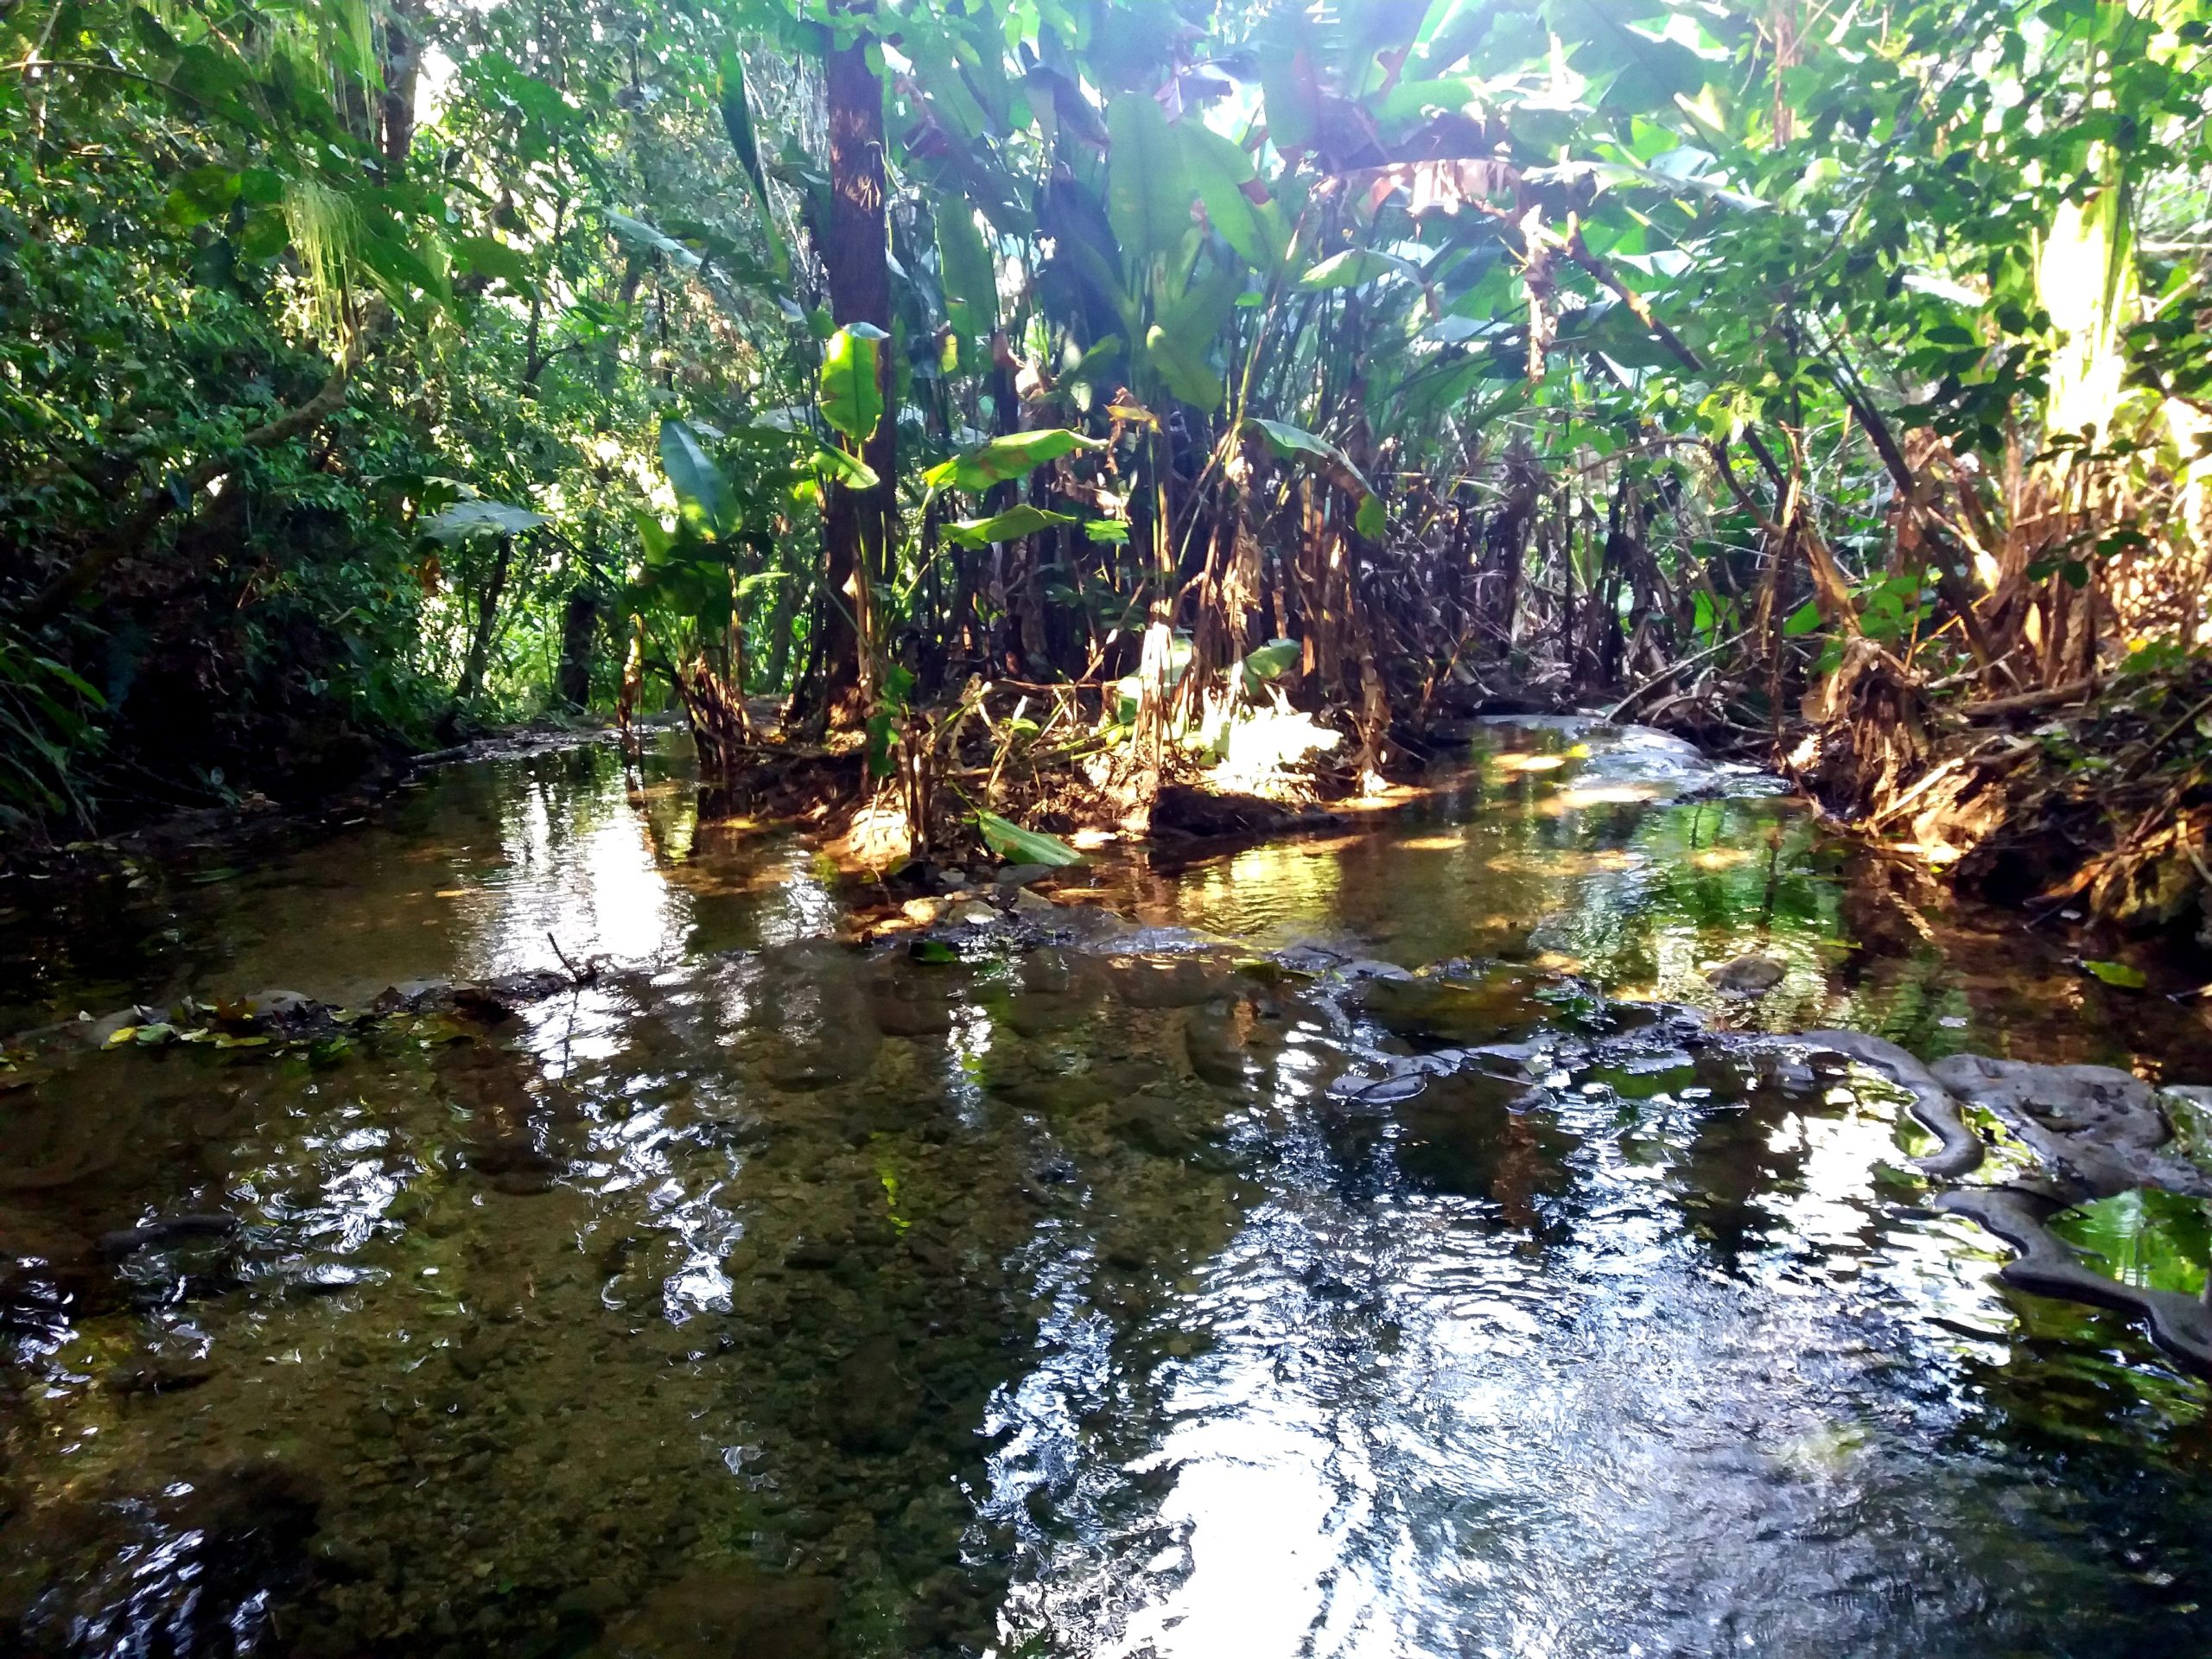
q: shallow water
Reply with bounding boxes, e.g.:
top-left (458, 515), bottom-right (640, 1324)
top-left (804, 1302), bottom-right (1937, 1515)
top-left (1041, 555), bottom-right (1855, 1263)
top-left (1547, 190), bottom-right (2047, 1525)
top-left (3, 725), bottom-right (2210, 1657)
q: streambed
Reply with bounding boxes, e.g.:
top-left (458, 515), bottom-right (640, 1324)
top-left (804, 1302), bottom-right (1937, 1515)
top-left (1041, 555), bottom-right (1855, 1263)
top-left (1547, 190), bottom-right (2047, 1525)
top-left (3, 722), bottom-right (2209, 1657)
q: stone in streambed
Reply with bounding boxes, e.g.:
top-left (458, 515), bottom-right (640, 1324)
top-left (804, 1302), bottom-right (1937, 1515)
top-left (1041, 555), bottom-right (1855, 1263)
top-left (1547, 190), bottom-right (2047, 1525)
top-left (603, 1567), bottom-right (836, 1659)
top-left (1706, 954), bottom-right (1786, 995)
top-left (1928, 1053), bottom-right (2212, 1198)
top-left (832, 1332), bottom-right (921, 1454)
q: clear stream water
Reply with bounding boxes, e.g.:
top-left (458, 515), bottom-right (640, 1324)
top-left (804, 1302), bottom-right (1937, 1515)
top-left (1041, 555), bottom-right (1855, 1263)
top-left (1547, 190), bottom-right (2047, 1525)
top-left (2, 722), bottom-right (2209, 1658)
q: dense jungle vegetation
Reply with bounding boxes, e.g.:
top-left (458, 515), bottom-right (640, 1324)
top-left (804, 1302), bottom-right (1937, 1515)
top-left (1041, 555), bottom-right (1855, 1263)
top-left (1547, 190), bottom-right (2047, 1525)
top-left (3, 0), bottom-right (2210, 930)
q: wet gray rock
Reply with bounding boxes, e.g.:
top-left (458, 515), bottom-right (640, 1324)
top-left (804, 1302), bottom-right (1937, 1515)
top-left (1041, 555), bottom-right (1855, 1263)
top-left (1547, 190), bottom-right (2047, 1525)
top-left (1274, 941), bottom-right (1351, 977)
top-left (1109, 1095), bottom-right (1204, 1157)
top-left (288, 1263), bottom-right (385, 1296)
top-left (97, 1213), bottom-right (241, 1257)
top-left (1707, 954), bottom-right (1786, 995)
top-left (1796, 1030), bottom-right (1984, 1179)
top-left (457, 1137), bottom-right (564, 1195)
top-left (1329, 1070), bottom-right (1428, 1107)
top-left (1939, 1185), bottom-right (2212, 1371)
top-left (107, 1357), bottom-right (218, 1395)
top-left (1927, 1053), bottom-right (2212, 1199)
top-left (782, 1238), bottom-right (842, 1271)
top-left (1103, 957), bottom-right (1228, 1009)
top-left (1766, 1034), bottom-right (2212, 1371)
top-left (1180, 1011), bottom-right (1249, 1089)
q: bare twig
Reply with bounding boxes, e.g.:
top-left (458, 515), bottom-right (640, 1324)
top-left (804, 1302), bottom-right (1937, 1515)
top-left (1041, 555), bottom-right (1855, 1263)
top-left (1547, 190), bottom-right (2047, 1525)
top-left (545, 932), bottom-right (598, 986)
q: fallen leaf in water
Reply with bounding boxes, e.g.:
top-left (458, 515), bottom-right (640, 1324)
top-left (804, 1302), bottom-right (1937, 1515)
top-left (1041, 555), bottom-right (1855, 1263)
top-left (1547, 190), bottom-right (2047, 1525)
top-left (2081, 958), bottom-right (2148, 990)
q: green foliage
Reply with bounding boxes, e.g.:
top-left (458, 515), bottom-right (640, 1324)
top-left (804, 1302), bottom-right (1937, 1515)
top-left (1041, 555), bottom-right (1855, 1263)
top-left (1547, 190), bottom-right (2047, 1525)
top-left (2050, 1189), bottom-right (2211, 1295)
top-left (8, 0), bottom-right (2212, 847)
top-left (819, 325), bottom-right (888, 445)
top-left (2081, 959), bottom-right (2149, 990)
top-left (947, 506), bottom-right (1081, 548)
top-left (975, 810), bottom-right (1084, 867)
top-left (422, 501), bottom-right (551, 543)
top-left (661, 420), bottom-right (738, 539)
top-left (924, 430), bottom-right (1109, 494)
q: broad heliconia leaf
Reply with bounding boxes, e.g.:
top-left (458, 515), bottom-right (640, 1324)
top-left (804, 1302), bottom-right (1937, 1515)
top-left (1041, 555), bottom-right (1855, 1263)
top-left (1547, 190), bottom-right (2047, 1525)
top-left (925, 429), bottom-right (1109, 494)
top-left (1178, 121), bottom-right (1281, 272)
top-left (421, 499), bottom-right (550, 543)
top-left (605, 211), bottom-right (702, 270)
top-left (1158, 260), bottom-right (1245, 367)
top-left (719, 53), bottom-right (791, 281)
top-left (1105, 93), bottom-right (1192, 269)
top-left (632, 508), bottom-right (674, 563)
top-left (818, 323), bottom-right (887, 445)
top-left (717, 53), bottom-right (772, 208)
top-left (1300, 250), bottom-right (1422, 290)
top-left (1356, 492), bottom-right (1387, 541)
top-left (976, 810), bottom-right (1084, 868)
top-left (1143, 323), bottom-right (1223, 411)
top-left (1244, 418), bottom-right (1386, 529)
top-left (2082, 958), bottom-right (2148, 989)
top-left (1548, 0), bottom-right (1711, 113)
top-left (938, 204), bottom-right (997, 343)
top-left (810, 447), bottom-right (881, 491)
top-left (1257, 39), bottom-right (1323, 152)
top-left (1244, 417), bottom-right (1370, 486)
top-left (946, 505), bottom-right (1080, 547)
top-left (1241, 638), bottom-right (1301, 689)
top-left (660, 417), bottom-right (736, 537)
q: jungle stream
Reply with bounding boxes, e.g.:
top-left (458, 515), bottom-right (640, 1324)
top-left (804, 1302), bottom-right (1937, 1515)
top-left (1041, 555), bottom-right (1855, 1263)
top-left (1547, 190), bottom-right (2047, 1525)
top-left (1, 722), bottom-right (2209, 1658)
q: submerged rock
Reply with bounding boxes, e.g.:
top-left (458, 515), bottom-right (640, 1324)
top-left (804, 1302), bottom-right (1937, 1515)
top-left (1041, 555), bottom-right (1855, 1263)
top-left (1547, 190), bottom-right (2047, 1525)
top-left (1706, 954), bottom-right (1787, 995)
top-left (832, 1332), bottom-right (921, 1454)
top-left (97, 1213), bottom-right (242, 1257)
top-left (603, 1567), bottom-right (836, 1659)
top-left (1150, 784), bottom-right (1340, 839)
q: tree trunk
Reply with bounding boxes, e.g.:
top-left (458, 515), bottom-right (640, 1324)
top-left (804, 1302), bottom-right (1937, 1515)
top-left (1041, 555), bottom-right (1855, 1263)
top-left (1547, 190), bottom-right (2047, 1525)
top-left (455, 536), bottom-right (514, 706)
top-left (556, 585), bottom-right (597, 709)
top-left (378, 0), bottom-right (426, 178)
top-left (810, 3), bottom-right (894, 732)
